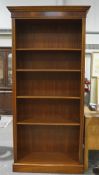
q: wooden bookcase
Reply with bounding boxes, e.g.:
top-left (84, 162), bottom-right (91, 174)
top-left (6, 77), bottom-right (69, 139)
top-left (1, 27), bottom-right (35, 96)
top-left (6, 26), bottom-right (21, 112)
top-left (8, 6), bottom-right (90, 173)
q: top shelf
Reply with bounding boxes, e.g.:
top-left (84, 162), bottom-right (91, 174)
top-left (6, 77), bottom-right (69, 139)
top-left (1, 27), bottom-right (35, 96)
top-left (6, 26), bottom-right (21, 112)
top-left (16, 48), bottom-right (81, 51)
top-left (16, 69), bottom-right (81, 72)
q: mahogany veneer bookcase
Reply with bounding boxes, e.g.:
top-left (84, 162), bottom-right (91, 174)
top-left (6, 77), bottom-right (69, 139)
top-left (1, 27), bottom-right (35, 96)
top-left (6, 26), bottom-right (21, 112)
top-left (8, 6), bottom-right (90, 173)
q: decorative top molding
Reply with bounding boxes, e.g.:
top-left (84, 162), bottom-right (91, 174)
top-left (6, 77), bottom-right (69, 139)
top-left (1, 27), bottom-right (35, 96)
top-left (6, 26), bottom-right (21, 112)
top-left (7, 6), bottom-right (90, 12)
top-left (7, 6), bottom-right (90, 19)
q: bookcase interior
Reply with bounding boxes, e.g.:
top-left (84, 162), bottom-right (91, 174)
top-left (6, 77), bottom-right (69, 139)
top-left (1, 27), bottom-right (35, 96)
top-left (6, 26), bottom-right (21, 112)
top-left (17, 99), bottom-right (80, 124)
top-left (16, 51), bottom-right (81, 70)
top-left (17, 125), bottom-right (80, 163)
top-left (16, 19), bottom-right (82, 49)
top-left (16, 72), bottom-right (81, 97)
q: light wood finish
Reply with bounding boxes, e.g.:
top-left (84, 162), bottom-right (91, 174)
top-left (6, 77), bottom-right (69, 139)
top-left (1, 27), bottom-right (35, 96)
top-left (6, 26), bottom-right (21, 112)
top-left (84, 106), bottom-right (99, 170)
top-left (8, 6), bottom-right (90, 173)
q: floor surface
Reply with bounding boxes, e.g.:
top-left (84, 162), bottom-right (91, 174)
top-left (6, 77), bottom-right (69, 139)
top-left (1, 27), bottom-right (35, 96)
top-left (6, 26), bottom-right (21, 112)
top-left (0, 119), bottom-right (97, 175)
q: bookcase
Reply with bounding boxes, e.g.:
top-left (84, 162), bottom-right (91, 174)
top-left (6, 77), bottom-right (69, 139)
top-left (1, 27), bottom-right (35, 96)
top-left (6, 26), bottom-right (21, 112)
top-left (8, 6), bottom-right (90, 173)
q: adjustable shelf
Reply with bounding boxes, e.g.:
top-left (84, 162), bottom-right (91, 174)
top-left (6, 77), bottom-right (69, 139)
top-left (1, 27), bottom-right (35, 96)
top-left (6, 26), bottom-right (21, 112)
top-left (17, 119), bottom-right (80, 126)
top-left (16, 48), bottom-right (82, 51)
top-left (8, 5), bottom-right (90, 174)
top-left (16, 96), bottom-right (80, 99)
top-left (16, 69), bottom-right (81, 72)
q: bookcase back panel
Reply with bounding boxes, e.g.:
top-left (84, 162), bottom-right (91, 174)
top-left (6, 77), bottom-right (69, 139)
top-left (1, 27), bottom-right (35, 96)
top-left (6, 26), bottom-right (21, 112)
top-left (16, 19), bottom-right (82, 49)
top-left (16, 72), bottom-right (80, 97)
top-left (16, 51), bottom-right (81, 70)
top-left (17, 125), bottom-right (79, 161)
top-left (17, 99), bottom-right (80, 123)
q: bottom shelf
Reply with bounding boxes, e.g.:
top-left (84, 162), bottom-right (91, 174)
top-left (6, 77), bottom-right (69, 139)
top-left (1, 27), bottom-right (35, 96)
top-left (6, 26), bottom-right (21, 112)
top-left (18, 152), bottom-right (78, 164)
top-left (14, 152), bottom-right (83, 173)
